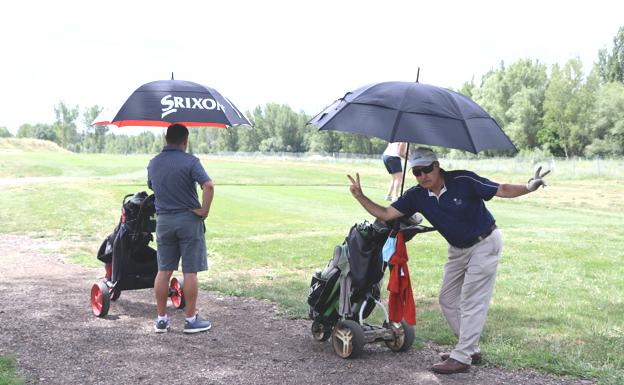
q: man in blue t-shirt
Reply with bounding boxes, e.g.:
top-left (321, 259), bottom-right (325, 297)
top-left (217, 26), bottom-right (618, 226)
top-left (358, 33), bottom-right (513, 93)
top-left (347, 147), bottom-right (549, 374)
top-left (147, 123), bottom-right (215, 335)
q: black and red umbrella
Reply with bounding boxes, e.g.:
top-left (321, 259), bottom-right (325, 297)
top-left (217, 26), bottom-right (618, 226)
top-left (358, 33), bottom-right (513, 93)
top-left (93, 79), bottom-right (251, 128)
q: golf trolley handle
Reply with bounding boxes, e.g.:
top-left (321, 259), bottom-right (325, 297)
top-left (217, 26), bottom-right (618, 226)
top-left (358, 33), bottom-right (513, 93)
top-left (388, 223), bottom-right (437, 239)
top-left (405, 224), bottom-right (436, 234)
top-left (121, 192), bottom-right (156, 233)
top-left (122, 193), bottom-right (134, 205)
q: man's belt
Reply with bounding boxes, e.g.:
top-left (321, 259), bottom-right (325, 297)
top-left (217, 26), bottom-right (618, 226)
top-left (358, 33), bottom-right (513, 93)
top-left (463, 224), bottom-right (497, 248)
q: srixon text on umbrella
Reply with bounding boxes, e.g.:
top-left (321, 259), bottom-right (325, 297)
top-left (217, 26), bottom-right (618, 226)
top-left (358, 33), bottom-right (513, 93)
top-left (161, 95), bottom-right (225, 118)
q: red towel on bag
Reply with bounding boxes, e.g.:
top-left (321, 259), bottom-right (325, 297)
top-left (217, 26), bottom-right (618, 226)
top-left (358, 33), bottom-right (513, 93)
top-left (387, 231), bottom-right (416, 325)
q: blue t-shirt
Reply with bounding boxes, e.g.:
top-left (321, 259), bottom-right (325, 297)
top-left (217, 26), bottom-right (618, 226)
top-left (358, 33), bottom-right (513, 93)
top-left (147, 146), bottom-right (211, 214)
top-left (391, 169), bottom-right (499, 248)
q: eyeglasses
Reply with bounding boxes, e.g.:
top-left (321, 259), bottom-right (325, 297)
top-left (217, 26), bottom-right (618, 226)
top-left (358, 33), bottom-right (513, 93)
top-left (412, 162), bottom-right (435, 177)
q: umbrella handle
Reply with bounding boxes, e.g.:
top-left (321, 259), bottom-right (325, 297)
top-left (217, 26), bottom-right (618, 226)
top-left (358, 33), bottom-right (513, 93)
top-left (400, 142), bottom-right (410, 196)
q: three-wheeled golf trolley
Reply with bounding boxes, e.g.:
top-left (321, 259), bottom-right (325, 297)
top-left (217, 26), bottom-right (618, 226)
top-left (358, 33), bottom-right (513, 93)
top-left (307, 216), bottom-right (434, 358)
top-left (90, 191), bottom-right (186, 317)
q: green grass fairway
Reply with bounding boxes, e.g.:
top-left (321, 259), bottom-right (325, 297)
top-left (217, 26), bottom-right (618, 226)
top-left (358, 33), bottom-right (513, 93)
top-left (1, 149), bottom-right (622, 384)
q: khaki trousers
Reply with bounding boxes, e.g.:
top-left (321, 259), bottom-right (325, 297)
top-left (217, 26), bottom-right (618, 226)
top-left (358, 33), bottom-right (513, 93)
top-left (440, 229), bottom-right (503, 364)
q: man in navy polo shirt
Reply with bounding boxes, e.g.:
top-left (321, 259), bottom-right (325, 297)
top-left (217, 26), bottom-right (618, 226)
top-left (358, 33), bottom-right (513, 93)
top-left (347, 147), bottom-right (549, 374)
top-left (148, 123), bottom-right (214, 334)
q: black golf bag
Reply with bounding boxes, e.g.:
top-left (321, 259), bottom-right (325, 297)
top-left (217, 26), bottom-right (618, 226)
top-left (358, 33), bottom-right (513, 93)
top-left (96, 191), bottom-right (157, 288)
top-left (90, 192), bottom-right (185, 317)
top-left (307, 215), bottom-right (434, 358)
top-left (307, 216), bottom-right (427, 325)
top-left (308, 220), bottom-right (389, 323)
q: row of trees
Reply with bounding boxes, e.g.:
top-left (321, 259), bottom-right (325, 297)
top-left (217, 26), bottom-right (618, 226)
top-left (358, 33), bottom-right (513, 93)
top-left (460, 47), bottom-right (624, 157)
top-left (3, 27), bottom-right (624, 157)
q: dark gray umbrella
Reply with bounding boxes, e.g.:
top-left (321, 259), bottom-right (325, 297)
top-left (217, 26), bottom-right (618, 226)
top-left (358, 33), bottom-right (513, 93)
top-left (308, 81), bottom-right (516, 154)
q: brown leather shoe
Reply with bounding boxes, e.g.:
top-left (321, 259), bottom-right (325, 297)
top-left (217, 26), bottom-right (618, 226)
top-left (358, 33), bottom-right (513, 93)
top-left (438, 352), bottom-right (482, 365)
top-left (431, 358), bottom-right (470, 374)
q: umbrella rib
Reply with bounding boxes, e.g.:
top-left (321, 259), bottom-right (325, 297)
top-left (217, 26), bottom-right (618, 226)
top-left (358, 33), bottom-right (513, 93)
top-left (445, 97), bottom-right (478, 153)
top-left (389, 111), bottom-right (403, 142)
top-left (310, 100), bottom-right (376, 134)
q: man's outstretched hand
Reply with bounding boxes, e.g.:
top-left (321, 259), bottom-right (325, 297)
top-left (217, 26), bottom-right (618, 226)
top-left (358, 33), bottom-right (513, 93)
top-left (526, 166), bottom-right (551, 192)
top-left (347, 173), bottom-right (364, 198)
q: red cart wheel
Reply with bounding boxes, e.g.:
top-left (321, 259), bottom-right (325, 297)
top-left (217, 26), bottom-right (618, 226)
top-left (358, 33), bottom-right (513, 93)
top-left (169, 277), bottom-right (186, 309)
top-left (90, 282), bottom-right (110, 317)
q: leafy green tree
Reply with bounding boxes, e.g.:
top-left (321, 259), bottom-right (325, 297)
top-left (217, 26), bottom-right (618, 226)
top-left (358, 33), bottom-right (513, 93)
top-left (471, 62), bottom-right (508, 127)
top-left (187, 134), bottom-right (197, 153)
top-left (370, 137), bottom-right (387, 154)
top-left (0, 127), bottom-right (12, 137)
top-left (17, 123), bottom-right (57, 141)
top-left (472, 59), bottom-right (547, 150)
top-left (542, 58), bottom-right (596, 157)
top-left (258, 136), bottom-right (284, 152)
top-left (53, 101), bottom-right (79, 149)
top-left (597, 26), bottom-right (624, 83)
top-left (135, 132), bottom-right (157, 153)
top-left (81, 105), bottom-right (106, 153)
top-left (339, 132), bottom-right (376, 154)
top-left (151, 135), bottom-right (164, 153)
top-left (240, 104), bottom-right (309, 153)
top-left (237, 111), bottom-right (263, 152)
top-left (585, 81), bottom-right (624, 156)
top-left (259, 103), bottom-right (306, 152)
top-left (458, 78), bottom-right (476, 98)
top-left (307, 129), bottom-right (342, 153)
top-left (212, 126), bottom-right (239, 151)
top-left (244, 106), bottom-right (270, 151)
top-left (16, 124), bottom-right (35, 138)
top-left (188, 127), bottom-right (217, 154)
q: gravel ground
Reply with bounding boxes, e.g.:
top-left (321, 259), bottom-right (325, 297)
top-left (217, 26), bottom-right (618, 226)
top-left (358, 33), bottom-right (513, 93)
top-left (0, 235), bottom-right (595, 385)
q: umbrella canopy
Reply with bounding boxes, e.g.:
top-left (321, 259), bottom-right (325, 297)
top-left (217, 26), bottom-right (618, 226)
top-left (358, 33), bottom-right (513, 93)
top-left (93, 79), bottom-right (251, 128)
top-left (308, 81), bottom-right (516, 154)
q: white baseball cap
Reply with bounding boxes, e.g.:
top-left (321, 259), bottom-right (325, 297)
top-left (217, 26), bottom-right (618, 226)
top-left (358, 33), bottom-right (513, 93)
top-left (408, 147), bottom-right (438, 168)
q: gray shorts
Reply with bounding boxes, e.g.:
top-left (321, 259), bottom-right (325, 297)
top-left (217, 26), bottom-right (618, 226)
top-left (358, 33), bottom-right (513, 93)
top-left (155, 211), bottom-right (207, 273)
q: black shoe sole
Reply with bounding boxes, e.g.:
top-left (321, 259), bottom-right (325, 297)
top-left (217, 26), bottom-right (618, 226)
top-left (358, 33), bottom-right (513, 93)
top-left (439, 353), bottom-right (481, 365)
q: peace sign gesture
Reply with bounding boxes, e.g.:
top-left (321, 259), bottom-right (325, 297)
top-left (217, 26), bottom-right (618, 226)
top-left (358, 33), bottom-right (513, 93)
top-left (347, 173), bottom-right (364, 198)
top-left (526, 166), bottom-right (551, 192)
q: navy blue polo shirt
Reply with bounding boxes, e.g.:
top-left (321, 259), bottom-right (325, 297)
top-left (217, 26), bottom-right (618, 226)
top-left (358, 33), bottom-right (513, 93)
top-left (147, 145), bottom-right (211, 214)
top-left (391, 169), bottom-right (499, 248)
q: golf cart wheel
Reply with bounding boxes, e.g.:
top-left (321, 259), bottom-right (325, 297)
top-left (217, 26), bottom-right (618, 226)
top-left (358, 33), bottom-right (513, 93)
top-left (311, 321), bottom-right (332, 342)
top-left (169, 277), bottom-right (186, 309)
top-left (332, 320), bottom-right (365, 358)
top-left (110, 287), bottom-right (121, 301)
top-left (90, 282), bottom-right (110, 317)
top-left (384, 320), bottom-right (415, 352)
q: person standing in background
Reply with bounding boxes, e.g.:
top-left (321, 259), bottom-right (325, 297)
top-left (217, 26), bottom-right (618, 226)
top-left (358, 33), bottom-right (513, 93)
top-left (382, 142), bottom-right (407, 201)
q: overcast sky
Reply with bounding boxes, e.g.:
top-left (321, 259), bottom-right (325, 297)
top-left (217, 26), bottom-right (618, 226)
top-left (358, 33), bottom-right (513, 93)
top-left (1, 0), bottom-right (623, 133)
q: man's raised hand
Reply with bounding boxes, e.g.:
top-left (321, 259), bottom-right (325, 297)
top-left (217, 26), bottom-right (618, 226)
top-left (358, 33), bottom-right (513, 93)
top-left (347, 173), bottom-right (363, 198)
top-left (526, 166), bottom-right (551, 192)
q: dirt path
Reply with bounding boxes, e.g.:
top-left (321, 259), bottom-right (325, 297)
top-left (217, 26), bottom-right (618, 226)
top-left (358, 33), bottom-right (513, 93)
top-left (0, 235), bottom-right (593, 385)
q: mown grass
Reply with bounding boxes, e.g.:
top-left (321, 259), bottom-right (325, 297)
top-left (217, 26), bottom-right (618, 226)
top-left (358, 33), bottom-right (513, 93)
top-left (0, 355), bottom-right (25, 385)
top-left (1, 149), bottom-right (622, 384)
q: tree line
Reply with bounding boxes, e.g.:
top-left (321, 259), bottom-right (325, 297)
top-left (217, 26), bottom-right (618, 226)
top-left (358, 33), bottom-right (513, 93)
top-left (2, 27), bottom-right (623, 158)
